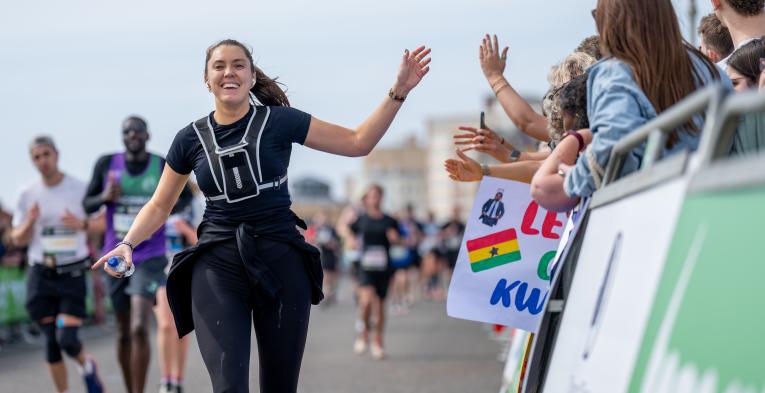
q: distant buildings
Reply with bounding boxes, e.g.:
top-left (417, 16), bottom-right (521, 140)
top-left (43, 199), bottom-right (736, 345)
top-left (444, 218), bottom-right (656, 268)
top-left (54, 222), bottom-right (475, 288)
top-left (290, 178), bottom-right (344, 222)
top-left (357, 135), bottom-right (428, 215)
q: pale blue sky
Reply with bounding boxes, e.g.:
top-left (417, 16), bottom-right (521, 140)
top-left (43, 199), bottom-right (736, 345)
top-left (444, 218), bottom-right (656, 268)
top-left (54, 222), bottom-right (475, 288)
top-left (0, 0), bottom-right (712, 207)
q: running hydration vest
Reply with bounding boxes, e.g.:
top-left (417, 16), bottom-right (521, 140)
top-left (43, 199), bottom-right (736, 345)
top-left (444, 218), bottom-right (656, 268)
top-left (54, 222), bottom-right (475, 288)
top-left (192, 106), bottom-right (288, 204)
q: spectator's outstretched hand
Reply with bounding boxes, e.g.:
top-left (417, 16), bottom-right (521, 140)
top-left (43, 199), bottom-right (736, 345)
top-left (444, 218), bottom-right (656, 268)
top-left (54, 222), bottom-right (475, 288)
top-left (445, 148), bottom-right (482, 182)
top-left (480, 34), bottom-right (509, 82)
top-left (394, 46), bottom-right (432, 95)
top-left (453, 126), bottom-right (511, 162)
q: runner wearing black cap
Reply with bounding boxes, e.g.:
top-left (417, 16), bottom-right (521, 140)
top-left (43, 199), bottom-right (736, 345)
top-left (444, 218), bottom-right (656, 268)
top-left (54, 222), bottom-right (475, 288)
top-left (93, 39), bottom-right (431, 393)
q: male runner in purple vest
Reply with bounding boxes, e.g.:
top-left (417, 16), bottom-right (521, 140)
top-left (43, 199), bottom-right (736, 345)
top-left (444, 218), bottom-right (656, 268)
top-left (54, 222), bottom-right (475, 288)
top-left (83, 116), bottom-right (192, 393)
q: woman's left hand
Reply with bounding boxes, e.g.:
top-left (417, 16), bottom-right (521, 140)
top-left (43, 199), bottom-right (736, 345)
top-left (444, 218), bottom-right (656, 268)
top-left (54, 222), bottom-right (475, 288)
top-left (392, 46), bottom-right (432, 96)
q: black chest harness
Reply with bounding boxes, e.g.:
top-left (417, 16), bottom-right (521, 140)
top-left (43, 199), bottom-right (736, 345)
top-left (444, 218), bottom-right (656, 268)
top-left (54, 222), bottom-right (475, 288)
top-left (192, 106), bottom-right (288, 203)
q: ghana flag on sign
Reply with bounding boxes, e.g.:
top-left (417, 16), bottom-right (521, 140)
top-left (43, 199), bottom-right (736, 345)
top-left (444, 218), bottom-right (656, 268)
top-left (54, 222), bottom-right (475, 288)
top-left (466, 228), bottom-right (521, 273)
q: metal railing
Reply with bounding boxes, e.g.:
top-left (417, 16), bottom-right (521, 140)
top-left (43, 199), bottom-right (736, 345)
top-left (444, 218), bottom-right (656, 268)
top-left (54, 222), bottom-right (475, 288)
top-left (691, 89), bottom-right (765, 193)
top-left (591, 84), bottom-right (728, 208)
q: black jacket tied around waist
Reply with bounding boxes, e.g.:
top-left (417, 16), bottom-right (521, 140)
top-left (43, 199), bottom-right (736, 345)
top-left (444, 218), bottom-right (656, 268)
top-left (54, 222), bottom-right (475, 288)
top-left (166, 212), bottom-right (324, 337)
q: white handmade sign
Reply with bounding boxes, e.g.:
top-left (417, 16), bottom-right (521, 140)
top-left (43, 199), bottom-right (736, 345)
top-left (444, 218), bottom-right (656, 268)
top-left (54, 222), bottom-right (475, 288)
top-left (447, 177), bottom-right (565, 332)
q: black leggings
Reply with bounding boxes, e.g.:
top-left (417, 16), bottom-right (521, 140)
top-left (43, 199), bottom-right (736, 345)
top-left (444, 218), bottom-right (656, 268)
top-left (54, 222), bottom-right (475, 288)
top-left (191, 238), bottom-right (312, 393)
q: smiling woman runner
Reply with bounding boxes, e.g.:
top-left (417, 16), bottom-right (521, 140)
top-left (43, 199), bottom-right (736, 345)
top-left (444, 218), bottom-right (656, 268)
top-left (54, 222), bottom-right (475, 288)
top-left (93, 39), bottom-right (431, 393)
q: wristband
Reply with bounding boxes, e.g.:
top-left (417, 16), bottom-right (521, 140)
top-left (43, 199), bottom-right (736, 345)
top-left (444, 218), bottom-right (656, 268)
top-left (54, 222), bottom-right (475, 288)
top-left (481, 163), bottom-right (490, 177)
top-left (493, 82), bottom-right (510, 95)
top-left (116, 240), bottom-right (135, 252)
top-left (564, 130), bottom-right (585, 152)
top-left (489, 76), bottom-right (506, 89)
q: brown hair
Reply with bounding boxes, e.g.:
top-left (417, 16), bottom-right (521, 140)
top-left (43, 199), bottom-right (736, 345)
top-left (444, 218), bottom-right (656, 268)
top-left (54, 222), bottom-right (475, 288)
top-left (728, 38), bottom-right (765, 85)
top-left (699, 13), bottom-right (734, 59)
top-left (725, 0), bottom-right (765, 16)
top-left (204, 39), bottom-right (290, 107)
top-left (595, 0), bottom-right (720, 145)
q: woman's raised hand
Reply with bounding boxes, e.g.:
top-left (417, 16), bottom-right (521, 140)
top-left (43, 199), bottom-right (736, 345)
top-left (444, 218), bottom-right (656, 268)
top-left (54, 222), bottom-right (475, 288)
top-left (444, 148), bottom-right (483, 182)
top-left (453, 126), bottom-right (512, 162)
top-left (393, 46), bottom-right (432, 96)
top-left (480, 34), bottom-right (509, 82)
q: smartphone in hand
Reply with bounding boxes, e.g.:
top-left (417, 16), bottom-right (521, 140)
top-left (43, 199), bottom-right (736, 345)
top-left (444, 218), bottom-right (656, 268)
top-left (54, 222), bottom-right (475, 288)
top-left (480, 111), bottom-right (486, 129)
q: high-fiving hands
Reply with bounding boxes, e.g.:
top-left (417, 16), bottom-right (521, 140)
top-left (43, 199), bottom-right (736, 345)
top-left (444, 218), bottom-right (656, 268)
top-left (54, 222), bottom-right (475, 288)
top-left (393, 46), bottom-right (432, 97)
top-left (480, 34), bottom-right (509, 83)
top-left (453, 126), bottom-right (513, 162)
top-left (444, 148), bottom-right (483, 182)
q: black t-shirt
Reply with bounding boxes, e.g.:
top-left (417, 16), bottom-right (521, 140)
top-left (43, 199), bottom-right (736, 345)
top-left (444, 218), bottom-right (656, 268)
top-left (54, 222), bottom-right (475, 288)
top-left (350, 214), bottom-right (399, 252)
top-left (441, 219), bottom-right (465, 253)
top-left (166, 105), bottom-right (311, 226)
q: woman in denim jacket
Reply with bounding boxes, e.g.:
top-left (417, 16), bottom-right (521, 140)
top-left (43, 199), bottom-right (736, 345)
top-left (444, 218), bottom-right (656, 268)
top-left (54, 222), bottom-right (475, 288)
top-left (531, 0), bottom-right (725, 211)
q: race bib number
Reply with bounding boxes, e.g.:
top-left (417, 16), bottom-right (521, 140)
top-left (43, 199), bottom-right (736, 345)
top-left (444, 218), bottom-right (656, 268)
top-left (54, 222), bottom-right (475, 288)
top-left (114, 197), bottom-right (148, 238)
top-left (316, 228), bottom-right (333, 245)
top-left (361, 246), bottom-right (388, 271)
top-left (41, 226), bottom-right (79, 266)
top-left (390, 246), bottom-right (409, 261)
top-left (114, 213), bottom-right (136, 238)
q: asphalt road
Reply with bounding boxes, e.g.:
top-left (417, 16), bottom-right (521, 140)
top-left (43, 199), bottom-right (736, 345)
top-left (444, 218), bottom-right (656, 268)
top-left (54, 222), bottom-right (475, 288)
top-left (0, 280), bottom-right (503, 393)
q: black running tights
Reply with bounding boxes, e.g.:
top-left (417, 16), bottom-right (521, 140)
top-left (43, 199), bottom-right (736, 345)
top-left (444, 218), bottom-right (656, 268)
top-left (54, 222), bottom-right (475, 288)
top-left (190, 238), bottom-right (312, 393)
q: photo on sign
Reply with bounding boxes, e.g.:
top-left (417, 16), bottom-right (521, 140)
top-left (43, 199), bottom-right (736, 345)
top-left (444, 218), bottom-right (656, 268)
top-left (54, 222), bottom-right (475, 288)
top-left (478, 188), bottom-right (505, 227)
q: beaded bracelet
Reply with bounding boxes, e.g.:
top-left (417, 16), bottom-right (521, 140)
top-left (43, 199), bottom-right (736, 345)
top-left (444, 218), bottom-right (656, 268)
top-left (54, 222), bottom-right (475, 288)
top-left (388, 88), bottom-right (407, 102)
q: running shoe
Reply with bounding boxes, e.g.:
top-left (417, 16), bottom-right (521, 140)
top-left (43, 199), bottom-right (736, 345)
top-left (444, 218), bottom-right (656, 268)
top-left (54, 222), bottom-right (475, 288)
top-left (159, 382), bottom-right (173, 393)
top-left (353, 337), bottom-right (368, 355)
top-left (371, 342), bottom-right (385, 360)
top-left (82, 356), bottom-right (104, 393)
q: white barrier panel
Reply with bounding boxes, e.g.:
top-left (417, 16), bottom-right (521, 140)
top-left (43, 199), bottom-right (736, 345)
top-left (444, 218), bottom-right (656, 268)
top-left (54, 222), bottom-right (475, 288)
top-left (542, 179), bottom-right (687, 392)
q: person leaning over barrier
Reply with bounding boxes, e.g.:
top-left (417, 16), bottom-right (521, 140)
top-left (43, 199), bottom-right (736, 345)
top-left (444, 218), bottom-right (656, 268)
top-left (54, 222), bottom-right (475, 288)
top-left (92, 39), bottom-right (431, 393)
top-left (530, 0), bottom-right (725, 212)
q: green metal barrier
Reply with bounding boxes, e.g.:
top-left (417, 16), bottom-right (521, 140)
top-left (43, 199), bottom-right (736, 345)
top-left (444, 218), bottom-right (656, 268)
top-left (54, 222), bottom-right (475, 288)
top-left (0, 267), bottom-right (29, 324)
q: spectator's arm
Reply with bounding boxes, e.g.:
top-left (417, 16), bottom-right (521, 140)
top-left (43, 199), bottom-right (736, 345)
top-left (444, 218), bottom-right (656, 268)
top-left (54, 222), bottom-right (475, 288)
top-left (531, 132), bottom-right (588, 212)
top-left (479, 34), bottom-right (550, 142)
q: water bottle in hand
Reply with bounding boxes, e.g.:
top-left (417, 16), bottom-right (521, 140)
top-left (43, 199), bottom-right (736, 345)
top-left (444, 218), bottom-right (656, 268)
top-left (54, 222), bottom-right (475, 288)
top-left (106, 256), bottom-right (135, 277)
